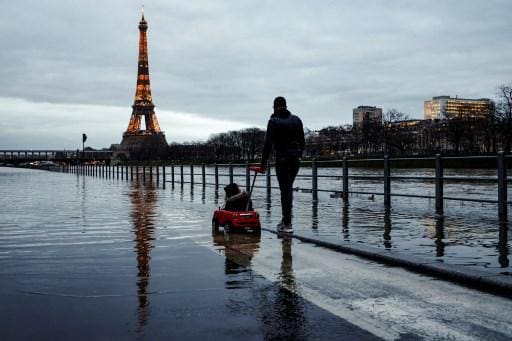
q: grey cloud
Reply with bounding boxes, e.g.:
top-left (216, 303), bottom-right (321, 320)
top-left (1, 0), bottom-right (511, 148)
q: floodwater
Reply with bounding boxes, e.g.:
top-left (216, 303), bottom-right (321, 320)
top-left (207, 165), bottom-right (511, 272)
top-left (1, 166), bottom-right (512, 340)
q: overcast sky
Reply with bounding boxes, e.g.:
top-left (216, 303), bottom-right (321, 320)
top-left (1, 0), bottom-right (511, 149)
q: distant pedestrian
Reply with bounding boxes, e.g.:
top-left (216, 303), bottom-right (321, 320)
top-left (260, 96), bottom-right (305, 233)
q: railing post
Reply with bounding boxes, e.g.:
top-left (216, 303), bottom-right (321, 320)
top-left (214, 163), bottom-right (219, 188)
top-left (343, 157), bottom-right (349, 203)
top-left (435, 154), bottom-right (444, 215)
top-left (202, 163), bottom-right (206, 187)
top-left (171, 163), bottom-right (175, 187)
top-left (312, 159), bottom-right (318, 202)
top-left (149, 166), bottom-right (153, 182)
top-left (180, 164), bottom-right (184, 186)
top-left (498, 151), bottom-right (508, 221)
top-left (130, 166), bottom-right (133, 181)
top-left (229, 162), bottom-right (233, 184)
top-left (384, 155), bottom-right (391, 206)
top-left (121, 165), bottom-right (124, 180)
top-left (162, 165), bottom-right (166, 189)
top-left (190, 164), bottom-right (194, 187)
top-left (246, 161), bottom-right (250, 192)
top-left (156, 166), bottom-right (160, 185)
top-left (125, 165), bottom-right (128, 180)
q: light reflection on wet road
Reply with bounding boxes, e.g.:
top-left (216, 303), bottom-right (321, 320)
top-left (1, 167), bottom-right (512, 340)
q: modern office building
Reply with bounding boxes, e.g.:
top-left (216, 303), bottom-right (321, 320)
top-left (424, 96), bottom-right (494, 120)
top-left (353, 106), bottom-right (383, 126)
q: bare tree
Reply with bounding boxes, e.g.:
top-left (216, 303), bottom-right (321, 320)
top-left (496, 84), bottom-right (512, 152)
top-left (383, 109), bottom-right (410, 155)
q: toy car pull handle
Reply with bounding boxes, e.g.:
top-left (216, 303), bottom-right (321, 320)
top-left (249, 166), bottom-right (265, 174)
top-left (245, 166), bottom-right (264, 211)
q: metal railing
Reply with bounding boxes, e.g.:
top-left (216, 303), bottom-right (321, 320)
top-left (49, 152), bottom-right (509, 221)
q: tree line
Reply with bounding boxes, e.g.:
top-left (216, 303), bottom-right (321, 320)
top-left (168, 83), bottom-right (512, 162)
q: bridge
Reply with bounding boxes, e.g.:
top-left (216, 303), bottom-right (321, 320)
top-left (0, 149), bottom-right (113, 164)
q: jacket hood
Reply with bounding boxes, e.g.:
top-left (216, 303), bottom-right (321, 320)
top-left (273, 108), bottom-right (291, 118)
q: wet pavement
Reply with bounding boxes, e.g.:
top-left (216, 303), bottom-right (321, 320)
top-left (1, 167), bottom-right (512, 340)
top-left (0, 234), bottom-right (380, 340)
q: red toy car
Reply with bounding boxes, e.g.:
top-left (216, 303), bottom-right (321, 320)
top-left (212, 166), bottom-right (264, 235)
top-left (212, 209), bottom-right (261, 234)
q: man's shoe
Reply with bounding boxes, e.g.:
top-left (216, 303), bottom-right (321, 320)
top-left (277, 221), bottom-right (293, 233)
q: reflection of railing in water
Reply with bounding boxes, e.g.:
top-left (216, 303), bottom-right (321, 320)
top-left (53, 153), bottom-right (509, 221)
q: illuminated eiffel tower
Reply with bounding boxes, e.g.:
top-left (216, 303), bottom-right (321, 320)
top-left (118, 7), bottom-right (168, 160)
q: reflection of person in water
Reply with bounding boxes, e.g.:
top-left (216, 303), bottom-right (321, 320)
top-left (129, 180), bottom-right (157, 332)
top-left (260, 236), bottom-right (306, 340)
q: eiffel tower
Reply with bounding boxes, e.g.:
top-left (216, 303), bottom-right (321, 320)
top-left (118, 7), bottom-right (168, 160)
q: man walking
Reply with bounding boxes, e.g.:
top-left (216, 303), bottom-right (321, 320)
top-left (261, 96), bottom-right (305, 233)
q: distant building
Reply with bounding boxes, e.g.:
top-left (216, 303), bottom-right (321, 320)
top-left (353, 106), bottom-right (383, 126)
top-left (424, 96), bottom-right (494, 120)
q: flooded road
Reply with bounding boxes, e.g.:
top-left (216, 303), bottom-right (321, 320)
top-left (1, 167), bottom-right (512, 340)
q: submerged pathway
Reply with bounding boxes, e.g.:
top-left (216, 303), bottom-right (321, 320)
top-left (1, 167), bottom-right (512, 340)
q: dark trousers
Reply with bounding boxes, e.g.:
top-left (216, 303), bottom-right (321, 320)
top-left (275, 157), bottom-right (300, 225)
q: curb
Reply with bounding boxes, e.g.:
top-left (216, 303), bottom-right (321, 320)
top-left (262, 227), bottom-right (512, 298)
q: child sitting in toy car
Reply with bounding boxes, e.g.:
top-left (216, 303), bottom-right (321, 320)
top-left (224, 183), bottom-right (253, 211)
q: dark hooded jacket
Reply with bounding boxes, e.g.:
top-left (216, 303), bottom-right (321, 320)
top-left (224, 191), bottom-right (253, 211)
top-left (261, 108), bottom-right (305, 166)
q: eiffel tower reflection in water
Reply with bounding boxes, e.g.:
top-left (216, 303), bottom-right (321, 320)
top-left (128, 178), bottom-right (157, 332)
